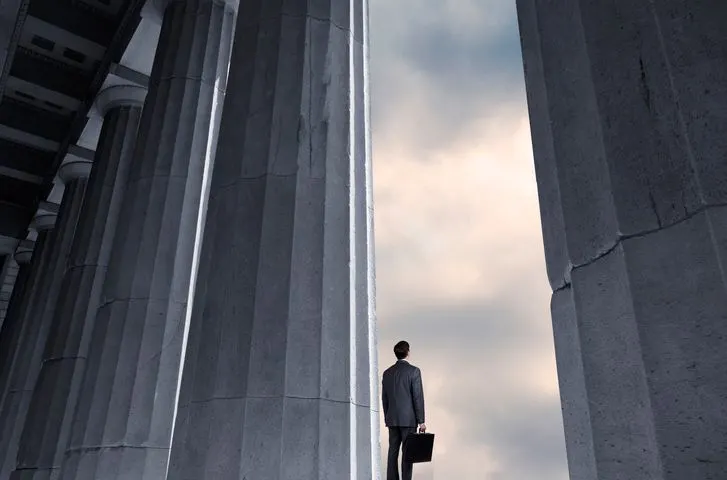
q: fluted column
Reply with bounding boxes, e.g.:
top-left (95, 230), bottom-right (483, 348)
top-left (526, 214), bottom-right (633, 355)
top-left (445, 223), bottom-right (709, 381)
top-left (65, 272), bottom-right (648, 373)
top-left (0, 242), bottom-right (34, 391)
top-left (0, 255), bottom-right (15, 330)
top-left (517, 1), bottom-right (727, 479)
top-left (0, 166), bottom-right (88, 479)
top-left (0, 250), bottom-right (30, 339)
top-left (10, 86), bottom-right (147, 480)
top-left (59, 2), bottom-right (236, 479)
top-left (168, 2), bottom-right (380, 478)
top-left (0, 225), bottom-right (55, 480)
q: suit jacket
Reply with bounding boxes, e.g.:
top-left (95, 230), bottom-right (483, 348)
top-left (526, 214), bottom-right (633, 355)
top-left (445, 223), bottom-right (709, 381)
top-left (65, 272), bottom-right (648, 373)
top-left (382, 359), bottom-right (425, 427)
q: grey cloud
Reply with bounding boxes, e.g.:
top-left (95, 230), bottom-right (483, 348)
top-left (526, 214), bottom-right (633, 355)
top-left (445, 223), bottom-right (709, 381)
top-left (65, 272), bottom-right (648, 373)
top-left (462, 395), bottom-right (567, 480)
top-left (378, 300), bottom-right (567, 479)
top-left (399, 18), bottom-right (524, 93)
top-left (367, 1), bottom-right (567, 478)
top-left (378, 300), bottom-right (546, 361)
top-left (369, 1), bottom-right (527, 153)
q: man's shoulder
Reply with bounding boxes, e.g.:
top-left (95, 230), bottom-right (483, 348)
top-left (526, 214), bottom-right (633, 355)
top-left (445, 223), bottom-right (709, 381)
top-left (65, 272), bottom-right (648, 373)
top-left (383, 361), bottom-right (420, 374)
top-left (400, 360), bottom-right (420, 371)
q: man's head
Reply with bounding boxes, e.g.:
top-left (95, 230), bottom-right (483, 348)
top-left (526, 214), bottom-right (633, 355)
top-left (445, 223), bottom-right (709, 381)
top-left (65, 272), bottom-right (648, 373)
top-left (394, 341), bottom-right (410, 360)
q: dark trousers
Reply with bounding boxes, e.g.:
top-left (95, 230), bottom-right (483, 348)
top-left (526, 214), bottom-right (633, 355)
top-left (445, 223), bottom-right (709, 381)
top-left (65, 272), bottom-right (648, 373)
top-left (387, 426), bottom-right (417, 480)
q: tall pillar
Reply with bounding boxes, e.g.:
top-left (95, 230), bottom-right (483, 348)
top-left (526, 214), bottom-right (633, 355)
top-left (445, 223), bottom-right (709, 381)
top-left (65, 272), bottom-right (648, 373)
top-left (516, 1), bottom-right (727, 479)
top-left (0, 255), bottom-right (12, 329)
top-left (10, 86), bottom-right (146, 480)
top-left (59, 1), bottom-right (236, 478)
top-left (0, 242), bottom-right (33, 387)
top-left (0, 247), bottom-right (24, 334)
top-left (0, 222), bottom-right (56, 480)
top-left (168, 1), bottom-right (380, 479)
top-left (0, 163), bottom-right (88, 479)
top-left (0, 249), bottom-right (30, 335)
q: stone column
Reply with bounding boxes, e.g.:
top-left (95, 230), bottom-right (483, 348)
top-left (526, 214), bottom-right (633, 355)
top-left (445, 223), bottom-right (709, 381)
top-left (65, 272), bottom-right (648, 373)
top-left (0, 242), bottom-right (33, 396)
top-left (59, 2), bottom-right (236, 479)
top-left (0, 166), bottom-right (88, 479)
top-left (517, 1), bottom-right (727, 479)
top-left (0, 255), bottom-right (7, 280)
top-left (9, 86), bottom-right (146, 480)
top-left (0, 255), bottom-right (12, 328)
top-left (0, 253), bottom-right (18, 333)
top-left (168, 2), bottom-right (380, 479)
top-left (0, 248), bottom-right (30, 334)
top-left (0, 226), bottom-right (54, 480)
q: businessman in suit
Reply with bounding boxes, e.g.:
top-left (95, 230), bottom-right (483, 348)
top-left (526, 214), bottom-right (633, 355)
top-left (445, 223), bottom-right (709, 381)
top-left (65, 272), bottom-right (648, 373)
top-left (382, 340), bottom-right (426, 480)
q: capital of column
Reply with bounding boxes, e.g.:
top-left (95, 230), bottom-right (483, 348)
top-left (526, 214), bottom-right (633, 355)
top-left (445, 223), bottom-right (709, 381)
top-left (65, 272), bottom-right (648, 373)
top-left (14, 240), bottom-right (35, 264)
top-left (30, 203), bottom-right (59, 232)
top-left (58, 155), bottom-right (93, 184)
top-left (141, 0), bottom-right (239, 23)
top-left (95, 85), bottom-right (148, 117)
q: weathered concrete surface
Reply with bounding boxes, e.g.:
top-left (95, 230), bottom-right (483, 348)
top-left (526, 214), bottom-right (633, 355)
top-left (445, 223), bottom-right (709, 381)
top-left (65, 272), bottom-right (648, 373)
top-left (0, 244), bottom-right (33, 414)
top-left (11, 87), bottom-right (146, 480)
top-left (517, 0), bottom-right (727, 478)
top-left (58, 2), bottom-right (236, 479)
top-left (0, 256), bottom-right (18, 329)
top-left (167, 1), bottom-right (380, 478)
top-left (0, 176), bottom-right (87, 480)
top-left (0, 237), bottom-right (49, 480)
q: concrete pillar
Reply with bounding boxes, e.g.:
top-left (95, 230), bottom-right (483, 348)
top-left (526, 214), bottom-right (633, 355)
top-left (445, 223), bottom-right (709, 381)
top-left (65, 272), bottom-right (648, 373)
top-left (0, 250), bottom-right (29, 336)
top-left (0, 255), bottom-right (15, 330)
top-left (10, 86), bottom-right (146, 480)
top-left (0, 167), bottom-right (88, 479)
top-left (0, 242), bottom-right (33, 398)
top-left (0, 256), bottom-right (8, 298)
top-left (516, 1), bottom-right (727, 479)
top-left (0, 229), bottom-right (55, 480)
top-left (168, 2), bottom-right (380, 479)
top-left (59, 1), bottom-right (236, 478)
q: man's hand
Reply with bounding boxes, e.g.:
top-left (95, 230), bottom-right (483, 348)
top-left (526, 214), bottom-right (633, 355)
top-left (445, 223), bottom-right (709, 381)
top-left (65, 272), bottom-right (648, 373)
top-left (418, 423), bottom-right (426, 433)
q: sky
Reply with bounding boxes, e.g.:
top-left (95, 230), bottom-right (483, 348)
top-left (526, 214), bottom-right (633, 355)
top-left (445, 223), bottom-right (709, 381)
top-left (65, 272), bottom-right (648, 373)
top-left (368, 1), bottom-right (569, 478)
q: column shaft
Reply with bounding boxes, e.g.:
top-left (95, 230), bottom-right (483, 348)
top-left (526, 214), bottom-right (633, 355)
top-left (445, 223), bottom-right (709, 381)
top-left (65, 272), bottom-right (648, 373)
top-left (0, 181), bottom-right (87, 479)
top-left (0, 250), bottom-right (33, 398)
top-left (11, 102), bottom-right (144, 480)
top-left (0, 236), bottom-right (50, 480)
top-left (0, 256), bottom-right (12, 329)
top-left (59, 2), bottom-right (236, 479)
top-left (0, 263), bottom-right (29, 344)
top-left (168, 2), bottom-right (380, 479)
top-left (517, 1), bottom-right (727, 479)
top-left (0, 232), bottom-right (55, 480)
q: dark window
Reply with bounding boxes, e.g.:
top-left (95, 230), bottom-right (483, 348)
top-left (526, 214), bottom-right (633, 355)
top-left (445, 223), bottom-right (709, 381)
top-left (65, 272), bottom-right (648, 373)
top-left (62, 48), bottom-right (86, 64)
top-left (44, 101), bottom-right (63, 110)
top-left (30, 35), bottom-right (55, 51)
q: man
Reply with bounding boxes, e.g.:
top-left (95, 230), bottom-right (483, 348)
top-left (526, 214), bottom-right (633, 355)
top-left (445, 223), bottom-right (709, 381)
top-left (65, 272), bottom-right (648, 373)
top-left (382, 340), bottom-right (426, 480)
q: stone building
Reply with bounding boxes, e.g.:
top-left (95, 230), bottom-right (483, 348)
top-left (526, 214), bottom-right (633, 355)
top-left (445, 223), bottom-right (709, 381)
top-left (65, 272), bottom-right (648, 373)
top-left (4, 1), bottom-right (723, 480)
top-left (0, 0), bottom-right (379, 479)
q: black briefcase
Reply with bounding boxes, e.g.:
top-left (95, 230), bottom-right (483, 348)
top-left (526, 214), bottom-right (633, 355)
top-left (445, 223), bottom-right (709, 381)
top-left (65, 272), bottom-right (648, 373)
top-left (402, 432), bottom-right (435, 463)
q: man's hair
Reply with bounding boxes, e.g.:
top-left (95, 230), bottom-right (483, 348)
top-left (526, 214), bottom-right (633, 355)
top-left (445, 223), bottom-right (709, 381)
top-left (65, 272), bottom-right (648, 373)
top-left (394, 341), bottom-right (410, 360)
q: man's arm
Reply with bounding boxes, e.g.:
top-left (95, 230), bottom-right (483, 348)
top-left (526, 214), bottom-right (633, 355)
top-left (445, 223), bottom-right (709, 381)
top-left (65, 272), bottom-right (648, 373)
top-left (382, 380), bottom-right (389, 418)
top-left (411, 367), bottom-right (425, 425)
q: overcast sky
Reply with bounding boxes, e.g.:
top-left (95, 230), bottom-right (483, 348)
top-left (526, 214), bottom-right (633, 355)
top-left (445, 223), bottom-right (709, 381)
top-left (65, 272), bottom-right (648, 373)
top-left (368, 1), bottom-right (568, 478)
